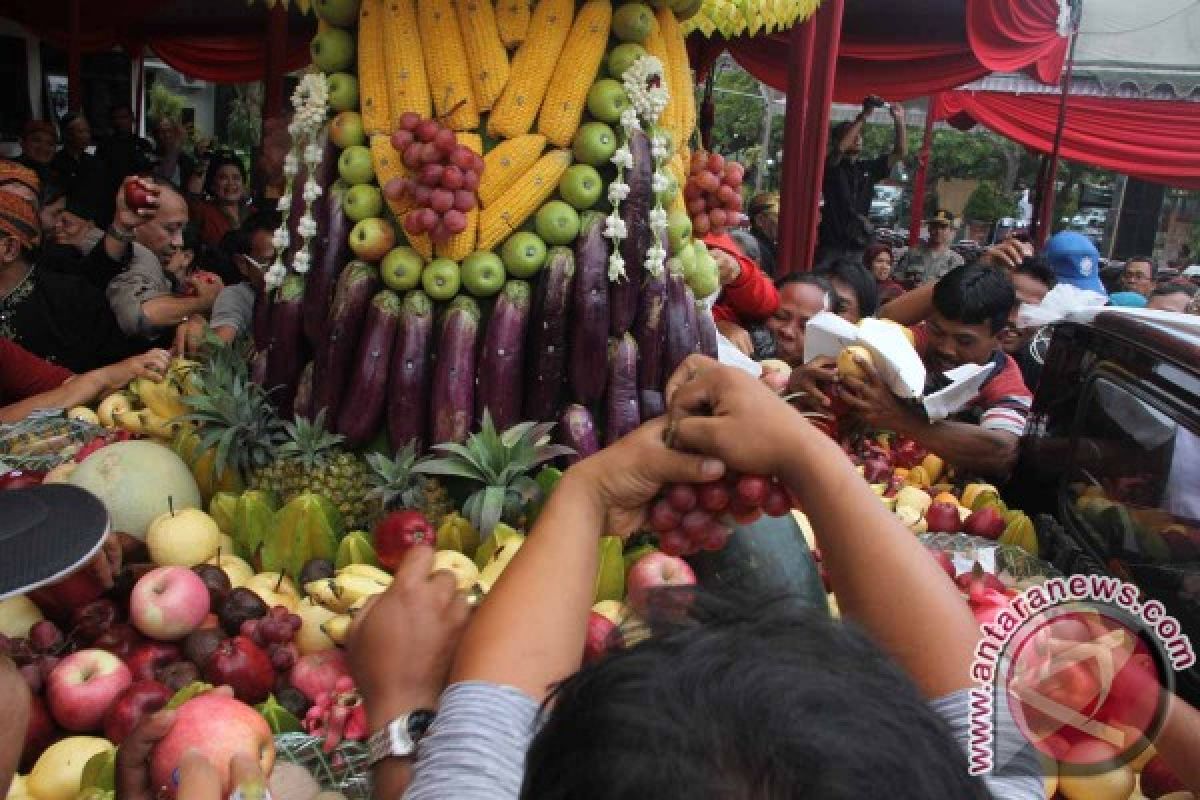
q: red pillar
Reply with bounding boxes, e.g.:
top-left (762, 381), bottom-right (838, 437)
top-left (776, 17), bottom-right (816, 275)
top-left (908, 95), bottom-right (937, 248)
top-left (67, 0), bottom-right (82, 111)
top-left (263, 4), bottom-right (289, 121)
top-left (795, 0), bottom-right (845, 270)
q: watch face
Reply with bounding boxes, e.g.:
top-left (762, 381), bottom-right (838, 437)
top-left (407, 710), bottom-right (436, 739)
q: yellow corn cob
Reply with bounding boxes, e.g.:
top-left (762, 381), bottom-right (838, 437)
top-left (478, 133), bottom-right (546, 207)
top-left (495, 0), bottom-right (530, 49)
top-left (358, 0), bottom-right (393, 135)
top-left (478, 149), bottom-right (572, 251)
top-left (369, 135), bottom-right (432, 259)
top-left (642, 21), bottom-right (677, 145)
top-left (668, 190), bottom-right (686, 220)
top-left (536, 0), bottom-right (612, 147)
top-left (657, 7), bottom-right (696, 151)
top-left (488, 0), bottom-right (574, 140)
top-left (436, 133), bottom-right (482, 261)
top-left (666, 151), bottom-right (688, 192)
top-left (416, 0), bottom-right (480, 131)
top-left (455, 0), bottom-right (510, 112)
top-left (382, 0), bottom-right (432, 125)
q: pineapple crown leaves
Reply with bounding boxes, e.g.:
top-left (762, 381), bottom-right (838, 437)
top-left (182, 372), bottom-right (286, 479)
top-left (277, 410), bottom-right (347, 469)
top-left (414, 410), bottom-right (574, 488)
top-left (365, 442), bottom-right (423, 504)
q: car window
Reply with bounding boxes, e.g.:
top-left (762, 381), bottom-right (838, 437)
top-left (1066, 377), bottom-right (1200, 571)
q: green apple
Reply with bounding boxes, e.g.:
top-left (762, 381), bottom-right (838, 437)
top-left (310, 28), bottom-right (356, 73)
top-left (607, 43), bottom-right (647, 80)
top-left (535, 201), bottom-right (581, 246)
top-left (329, 111), bottom-right (366, 148)
top-left (558, 165), bottom-right (604, 210)
top-left (667, 209), bottom-right (692, 252)
top-left (689, 258), bottom-right (720, 299)
top-left (314, 0), bottom-right (362, 26)
top-left (671, 0), bottom-right (704, 20)
top-left (572, 122), bottom-right (618, 167)
top-left (676, 236), bottom-right (696, 273)
top-left (612, 3), bottom-right (657, 43)
top-left (460, 251), bottom-right (507, 297)
top-left (338, 145), bottom-right (375, 186)
top-left (343, 184), bottom-right (384, 221)
top-left (655, 172), bottom-right (679, 206)
top-left (586, 80), bottom-right (631, 125)
top-left (381, 246), bottom-right (425, 291)
top-left (501, 232), bottom-right (548, 278)
top-left (327, 73), bottom-right (359, 112)
top-left (422, 258), bottom-right (461, 300)
top-left (349, 217), bottom-right (396, 262)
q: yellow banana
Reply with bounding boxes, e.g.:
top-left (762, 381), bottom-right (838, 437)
top-left (304, 578), bottom-right (344, 612)
top-left (349, 595), bottom-right (373, 613)
top-left (112, 410), bottom-right (149, 435)
top-left (140, 410), bottom-right (182, 440)
top-left (331, 574), bottom-right (389, 609)
top-left (321, 614), bottom-right (353, 646)
top-left (136, 379), bottom-right (189, 421)
top-left (337, 564), bottom-right (394, 584)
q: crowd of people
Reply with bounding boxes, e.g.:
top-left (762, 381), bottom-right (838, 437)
top-left (3, 100), bottom-right (1200, 800)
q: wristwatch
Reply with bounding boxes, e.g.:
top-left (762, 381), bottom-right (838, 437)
top-left (107, 225), bottom-right (136, 245)
top-left (366, 710), bottom-right (436, 767)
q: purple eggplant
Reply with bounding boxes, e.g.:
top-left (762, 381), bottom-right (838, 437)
top-left (524, 247), bottom-right (575, 422)
top-left (570, 212), bottom-right (609, 405)
top-left (639, 389), bottom-right (665, 419)
top-left (313, 127), bottom-right (339, 190)
top-left (665, 260), bottom-right (695, 379)
top-left (683, 285), bottom-right (701, 358)
top-left (559, 404), bottom-right (598, 465)
top-left (387, 290), bottom-right (435, 453)
top-left (252, 286), bottom-right (273, 352)
top-left (696, 301), bottom-right (718, 358)
top-left (251, 348), bottom-right (269, 386)
top-left (612, 129), bottom-right (653, 335)
top-left (431, 296), bottom-right (480, 445)
top-left (294, 361), bottom-right (315, 421)
top-left (606, 334), bottom-right (640, 444)
top-left (634, 271), bottom-right (666, 394)
top-left (264, 274), bottom-right (308, 418)
top-left (303, 189), bottom-right (352, 348)
top-left (312, 262), bottom-right (381, 422)
top-left (477, 280), bottom-right (532, 431)
top-left (337, 289), bottom-right (403, 448)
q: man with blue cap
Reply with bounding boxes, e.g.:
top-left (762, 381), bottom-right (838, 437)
top-left (1042, 231), bottom-right (1107, 296)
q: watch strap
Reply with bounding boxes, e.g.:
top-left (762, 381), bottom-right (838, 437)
top-left (107, 225), bottom-right (136, 245)
top-left (366, 710), bottom-right (436, 767)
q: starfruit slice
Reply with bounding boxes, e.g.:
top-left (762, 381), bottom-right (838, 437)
top-left (335, 530), bottom-right (381, 569)
top-left (234, 490), bottom-right (279, 563)
top-left (262, 492), bottom-right (344, 581)
top-left (209, 491), bottom-right (239, 534)
top-left (594, 536), bottom-right (625, 603)
top-left (436, 512), bottom-right (481, 559)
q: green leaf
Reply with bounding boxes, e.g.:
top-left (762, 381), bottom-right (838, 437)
top-left (479, 486), bottom-right (506, 539)
top-left (415, 458), bottom-right (489, 482)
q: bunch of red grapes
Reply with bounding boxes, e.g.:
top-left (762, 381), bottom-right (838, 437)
top-left (384, 112), bottom-right (484, 245)
top-left (648, 473), bottom-right (791, 557)
top-left (683, 151), bottom-right (745, 236)
top-left (240, 606), bottom-right (302, 673)
top-left (0, 620), bottom-right (66, 693)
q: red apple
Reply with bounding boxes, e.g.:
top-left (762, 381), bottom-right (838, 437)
top-left (103, 680), bottom-right (172, 744)
top-left (964, 507), bottom-right (1006, 540)
top-left (125, 642), bottom-right (183, 682)
top-left (93, 624), bottom-right (146, 661)
top-left (150, 693), bottom-right (275, 797)
top-left (924, 502), bottom-right (962, 534)
top-left (289, 650), bottom-right (351, 703)
top-left (1140, 754), bottom-right (1185, 798)
top-left (46, 648), bottom-right (133, 732)
top-left (583, 611), bottom-right (621, 665)
top-left (27, 569), bottom-right (107, 623)
top-left (955, 567), bottom-right (1006, 594)
top-left (625, 552), bottom-right (697, 612)
top-left (372, 510), bottom-right (435, 571)
top-left (204, 636), bottom-right (274, 704)
top-left (130, 566), bottom-right (211, 641)
top-left (123, 178), bottom-right (156, 211)
top-left (20, 695), bottom-right (58, 771)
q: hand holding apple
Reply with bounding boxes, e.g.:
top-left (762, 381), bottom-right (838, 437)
top-left (115, 177), bottom-right (160, 231)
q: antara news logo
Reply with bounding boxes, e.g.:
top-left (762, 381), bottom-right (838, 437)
top-left (967, 574), bottom-right (1195, 776)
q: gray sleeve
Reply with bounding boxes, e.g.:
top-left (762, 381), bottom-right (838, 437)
top-left (402, 681), bottom-right (540, 800)
top-left (929, 690), bottom-right (1046, 800)
top-left (105, 245), bottom-right (171, 336)
top-left (209, 283), bottom-right (255, 336)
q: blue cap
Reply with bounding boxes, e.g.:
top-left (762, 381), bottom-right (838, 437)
top-left (1109, 291), bottom-right (1148, 308)
top-left (1044, 232), bottom-right (1106, 295)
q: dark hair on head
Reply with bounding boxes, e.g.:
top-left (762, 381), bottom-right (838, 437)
top-left (522, 587), bottom-right (992, 800)
top-left (775, 271), bottom-right (834, 309)
top-left (832, 120), bottom-right (853, 142)
top-left (1151, 281), bottom-right (1197, 299)
top-left (1014, 256), bottom-right (1056, 290)
top-left (59, 111), bottom-right (87, 131)
top-left (932, 262), bottom-right (1016, 333)
top-left (109, 102), bottom-right (132, 117)
top-left (40, 181), bottom-right (67, 208)
top-left (820, 258), bottom-right (879, 317)
top-left (1126, 255), bottom-right (1157, 276)
top-left (203, 154), bottom-right (248, 200)
top-left (222, 209), bottom-right (283, 259)
top-left (863, 243), bottom-right (893, 270)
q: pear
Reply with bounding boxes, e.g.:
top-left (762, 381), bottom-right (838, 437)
top-left (146, 509), bottom-right (220, 567)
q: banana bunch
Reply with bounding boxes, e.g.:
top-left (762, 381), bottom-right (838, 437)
top-left (306, 564), bottom-right (394, 614)
top-left (90, 360), bottom-right (195, 441)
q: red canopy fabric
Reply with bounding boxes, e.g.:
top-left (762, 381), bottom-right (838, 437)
top-left (935, 91), bottom-right (1200, 189)
top-left (148, 34), bottom-right (311, 84)
top-left (690, 0), bottom-right (1066, 103)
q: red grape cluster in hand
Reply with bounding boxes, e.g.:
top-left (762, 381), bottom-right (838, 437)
top-left (385, 112), bottom-right (483, 245)
top-left (683, 151), bottom-right (745, 236)
top-left (648, 473), bottom-right (791, 557)
top-left (240, 606), bottom-right (301, 672)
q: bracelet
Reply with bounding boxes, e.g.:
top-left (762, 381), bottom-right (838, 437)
top-left (107, 225), bottom-right (135, 245)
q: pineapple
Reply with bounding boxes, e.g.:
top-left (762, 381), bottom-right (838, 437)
top-left (415, 411), bottom-right (571, 538)
top-left (181, 369), bottom-right (287, 487)
top-left (365, 443), bottom-right (454, 528)
top-left (251, 411), bottom-right (373, 530)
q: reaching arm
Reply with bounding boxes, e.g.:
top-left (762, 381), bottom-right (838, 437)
top-left (139, 294), bottom-right (216, 328)
top-left (830, 111), bottom-right (869, 166)
top-left (888, 103), bottom-right (908, 168)
top-left (0, 349), bottom-right (170, 423)
top-left (666, 357), bottom-right (981, 699)
top-left (879, 278), bottom-right (935, 325)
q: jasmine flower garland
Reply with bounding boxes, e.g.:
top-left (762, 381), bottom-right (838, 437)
top-left (266, 72), bottom-right (329, 290)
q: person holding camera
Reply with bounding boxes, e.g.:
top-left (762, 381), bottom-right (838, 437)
top-left (816, 96), bottom-right (907, 270)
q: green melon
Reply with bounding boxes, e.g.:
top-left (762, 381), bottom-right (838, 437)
top-left (68, 440), bottom-right (202, 539)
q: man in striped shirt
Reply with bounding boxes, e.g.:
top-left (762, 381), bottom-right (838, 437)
top-left (841, 263), bottom-right (1032, 479)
